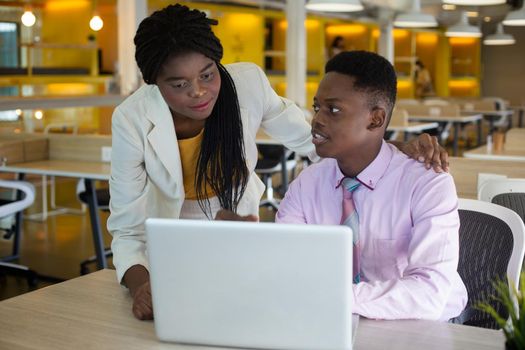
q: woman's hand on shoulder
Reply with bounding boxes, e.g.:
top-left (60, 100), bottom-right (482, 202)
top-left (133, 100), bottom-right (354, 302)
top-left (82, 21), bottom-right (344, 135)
top-left (397, 133), bottom-right (449, 173)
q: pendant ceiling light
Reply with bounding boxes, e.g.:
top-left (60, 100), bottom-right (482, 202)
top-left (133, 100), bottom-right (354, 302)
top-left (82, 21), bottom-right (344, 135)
top-left (445, 12), bottom-right (482, 37)
top-left (483, 23), bottom-right (516, 45)
top-left (442, 0), bottom-right (505, 5)
top-left (306, 0), bottom-right (364, 12)
top-left (394, 0), bottom-right (438, 28)
top-left (21, 9), bottom-right (36, 27)
top-left (503, 6), bottom-right (525, 26)
top-left (89, 15), bottom-right (104, 31)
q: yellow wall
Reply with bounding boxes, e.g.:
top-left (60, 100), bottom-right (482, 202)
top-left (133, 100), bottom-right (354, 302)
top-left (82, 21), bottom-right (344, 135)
top-left (213, 12), bottom-right (264, 67)
top-left (40, 0), bottom-right (94, 69)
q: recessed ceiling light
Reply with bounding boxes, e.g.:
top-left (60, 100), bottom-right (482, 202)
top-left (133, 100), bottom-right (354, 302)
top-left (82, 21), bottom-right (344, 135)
top-left (306, 0), bottom-right (364, 12)
top-left (443, 0), bottom-right (505, 5)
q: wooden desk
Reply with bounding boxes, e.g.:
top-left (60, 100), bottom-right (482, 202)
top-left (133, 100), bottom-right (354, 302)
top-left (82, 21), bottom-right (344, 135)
top-left (257, 122), bottom-right (439, 144)
top-left (0, 94), bottom-right (126, 111)
top-left (0, 269), bottom-right (505, 350)
top-left (449, 157), bottom-right (525, 199)
top-left (463, 146), bottom-right (525, 162)
top-left (408, 114), bottom-right (483, 156)
top-left (506, 128), bottom-right (525, 150)
top-left (463, 109), bottom-right (514, 131)
top-left (0, 160), bottom-right (111, 269)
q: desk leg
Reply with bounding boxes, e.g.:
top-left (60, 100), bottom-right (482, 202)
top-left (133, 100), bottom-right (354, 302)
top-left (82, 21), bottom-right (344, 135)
top-left (520, 109), bottom-right (524, 128)
top-left (477, 119), bottom-right (482, 147)
top-left (12, 173), bottom-right (26, 258)
top-left (84, 179), bottom-right (107, 270)
top-left (453, 122), bottom-right (459, 156)
top-left (280, 148), bottom-right (289, 195)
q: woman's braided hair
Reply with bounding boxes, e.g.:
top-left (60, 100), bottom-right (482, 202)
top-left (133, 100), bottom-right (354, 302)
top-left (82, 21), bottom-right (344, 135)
top-left (134, 4), bottom-right (248, 217)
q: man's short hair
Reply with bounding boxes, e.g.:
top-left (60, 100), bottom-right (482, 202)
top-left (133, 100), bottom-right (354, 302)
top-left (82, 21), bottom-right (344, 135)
top-left (325, 50), bottom-right (397, 123)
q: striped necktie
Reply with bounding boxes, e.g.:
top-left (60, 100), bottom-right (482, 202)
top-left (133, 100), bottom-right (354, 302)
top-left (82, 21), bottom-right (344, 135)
top-left (340, 177), bottom-right (361, 284)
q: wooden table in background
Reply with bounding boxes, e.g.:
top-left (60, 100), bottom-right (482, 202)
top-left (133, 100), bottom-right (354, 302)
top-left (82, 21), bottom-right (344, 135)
top-left (449, 156), bottom-right (525, 199)
top-left (0, 269), bottom-right (505, 350)
top-left (408, 114), bottom-right (483, 156)
top-left (463, 146), bottom-right (525, 162)
top-left (0, 160), bottom-right (111, 270)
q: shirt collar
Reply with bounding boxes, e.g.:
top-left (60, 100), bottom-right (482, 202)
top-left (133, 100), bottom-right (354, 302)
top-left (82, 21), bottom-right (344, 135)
top-left (335, 140), bottom-right (393, 191)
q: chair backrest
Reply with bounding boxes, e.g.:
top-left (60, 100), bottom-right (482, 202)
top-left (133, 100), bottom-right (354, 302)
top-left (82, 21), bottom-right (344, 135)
top-left (457, 198), bottom-right (525, 329)
top-left (0, 180), bottom-right (35, 218)
top-left (478, 179), bottom-right (525, 223)
top-left (256, 145), bottom-right (296, 173)
top-left (423, 98), bottom-right (450, 106)
top-left (390, 107), bottom-right (408, 126)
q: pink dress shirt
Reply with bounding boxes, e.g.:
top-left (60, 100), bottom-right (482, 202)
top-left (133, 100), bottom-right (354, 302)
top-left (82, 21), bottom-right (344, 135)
top-left (276, 141), bottom-right (468, 321)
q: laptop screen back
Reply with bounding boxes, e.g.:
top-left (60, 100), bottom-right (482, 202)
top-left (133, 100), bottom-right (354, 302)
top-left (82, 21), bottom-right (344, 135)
top-left (146, 218), bottom-right (354, 350)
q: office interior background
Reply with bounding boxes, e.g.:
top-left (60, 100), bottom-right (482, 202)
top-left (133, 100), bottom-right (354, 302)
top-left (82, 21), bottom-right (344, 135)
top-left (0, 0), bottom-right (525, 301)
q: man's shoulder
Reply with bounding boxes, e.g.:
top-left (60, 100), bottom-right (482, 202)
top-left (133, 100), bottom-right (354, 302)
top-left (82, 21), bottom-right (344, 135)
top-left (294, 158), bottom-right (339, 185)
top-left (386, 145), bottom-right (456, 200)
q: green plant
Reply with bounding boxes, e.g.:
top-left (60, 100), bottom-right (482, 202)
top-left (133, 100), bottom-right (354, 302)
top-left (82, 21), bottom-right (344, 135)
top-left (476, 272), bottom-right (525, 350)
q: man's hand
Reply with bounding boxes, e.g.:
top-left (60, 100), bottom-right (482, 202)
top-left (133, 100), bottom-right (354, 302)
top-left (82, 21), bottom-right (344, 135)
top-left (398, 133), bottom-right (449, 173)
top-left (215, 209), bottom-right (258, 222)
top-left (132, 281), bottom-right (153, 320)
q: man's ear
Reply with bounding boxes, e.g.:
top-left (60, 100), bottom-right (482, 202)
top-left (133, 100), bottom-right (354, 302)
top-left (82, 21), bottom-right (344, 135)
top-left (367, 107), bottom-right (386, 131)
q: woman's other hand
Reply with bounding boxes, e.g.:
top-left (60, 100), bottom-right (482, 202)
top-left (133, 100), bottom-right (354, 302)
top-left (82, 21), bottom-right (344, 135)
top-left (215, 209), bottom-right (258, 222)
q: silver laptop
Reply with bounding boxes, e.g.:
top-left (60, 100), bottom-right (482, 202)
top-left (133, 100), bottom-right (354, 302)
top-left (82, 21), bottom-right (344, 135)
top-left (145, 218), bottom-right (356, 350)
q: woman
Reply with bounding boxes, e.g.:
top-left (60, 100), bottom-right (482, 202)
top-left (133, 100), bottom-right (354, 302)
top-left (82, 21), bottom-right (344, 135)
top-left (108, 4), bottom-right (447, 320)
top-left (415, 59), bottom-right (434, 98)
top-left (330, 36), bottom-right (345, 58)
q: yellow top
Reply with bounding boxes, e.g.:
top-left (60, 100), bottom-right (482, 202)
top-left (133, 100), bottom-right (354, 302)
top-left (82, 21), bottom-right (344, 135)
top-left (177, 129), bottom-right (215, 200)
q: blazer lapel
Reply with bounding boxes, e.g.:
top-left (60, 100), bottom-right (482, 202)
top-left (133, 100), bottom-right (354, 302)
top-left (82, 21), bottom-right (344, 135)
top-left (144, 87), bottom-right (183, 183)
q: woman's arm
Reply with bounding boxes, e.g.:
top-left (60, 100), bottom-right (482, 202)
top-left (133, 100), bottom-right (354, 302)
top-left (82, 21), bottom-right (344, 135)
top-left (108, 107), bottom-right (154, 320)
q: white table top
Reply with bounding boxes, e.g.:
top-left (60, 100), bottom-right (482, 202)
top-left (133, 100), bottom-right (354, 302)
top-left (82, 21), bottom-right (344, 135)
top-left (0, 269), bottom-right (505, 350)
top-left (463, 146), bottom-right (525, 162)
top-left (462, 110), bottom-right (514, 117)
top-left (409, 113), bottom-right (483, 123)
top-left (387, 121), bottom-right (438, 132)
top-left (0, 159), bottom-right (111, 180)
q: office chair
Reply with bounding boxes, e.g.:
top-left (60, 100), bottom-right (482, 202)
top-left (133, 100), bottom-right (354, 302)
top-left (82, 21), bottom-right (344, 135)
top-left (0, 180), bottom-right (38, 286)
top-left (76, 180), bottom-right (112, 275)
top-left (478, 179), bottom-right (525, 223)
top-left (255, 145), bottom-right (296, 211)
top-left (454, 198), bottom-right (525, 329)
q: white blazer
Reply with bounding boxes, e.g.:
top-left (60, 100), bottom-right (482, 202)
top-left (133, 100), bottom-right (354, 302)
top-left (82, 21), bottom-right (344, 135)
top-left (108, 63), bottom-right (316, 282)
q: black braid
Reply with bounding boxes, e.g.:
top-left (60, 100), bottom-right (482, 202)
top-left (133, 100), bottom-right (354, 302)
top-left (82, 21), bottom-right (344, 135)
top-left (134, 4), bottom-right (223, 84)
top-left (134, 4), bottom-right (248, 217)
top-left (196, 63), bottom-right (249, 216)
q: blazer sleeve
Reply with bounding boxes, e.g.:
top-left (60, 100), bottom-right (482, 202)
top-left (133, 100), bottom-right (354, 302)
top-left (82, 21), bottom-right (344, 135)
top-left (107, 107), bottom-right (150, 284)
top-left (252, 65), bottom-right (318, 161)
